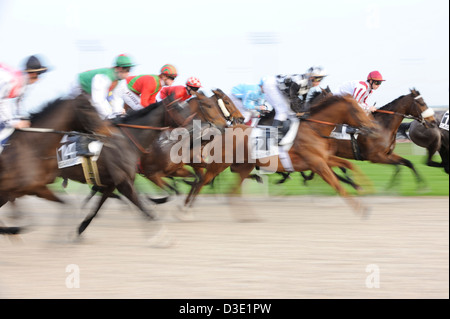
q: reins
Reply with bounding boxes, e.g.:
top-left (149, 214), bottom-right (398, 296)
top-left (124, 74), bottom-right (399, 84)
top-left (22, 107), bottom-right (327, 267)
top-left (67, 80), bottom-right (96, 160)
top-left (115, 100), bottom-right (198, 154)
top-left (115, 123), bottom-right (170, 130)
top-left (16, 127), bottom-right (108, 139)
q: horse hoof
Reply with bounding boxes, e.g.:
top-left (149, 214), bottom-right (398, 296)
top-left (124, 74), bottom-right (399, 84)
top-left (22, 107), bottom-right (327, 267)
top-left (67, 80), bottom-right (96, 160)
top-left (359, 206), bottom-right (372, 220)
top-left (173, 207), bottom-right (196, 222)
top-left (147, 225), bottom-right (176, 248)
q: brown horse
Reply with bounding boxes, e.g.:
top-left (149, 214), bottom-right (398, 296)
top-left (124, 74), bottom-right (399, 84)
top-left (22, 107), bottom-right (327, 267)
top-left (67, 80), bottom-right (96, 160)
top-left (137, 91), bottom-right (229, 198)
top-left (0, 96), bottom-right (111, 234)
top-left (183, 95), bottom-right (379, 214)
top-left (328, 89), bottom-right (436, 187)
top-left (210, 88), bottom-right (245, 124)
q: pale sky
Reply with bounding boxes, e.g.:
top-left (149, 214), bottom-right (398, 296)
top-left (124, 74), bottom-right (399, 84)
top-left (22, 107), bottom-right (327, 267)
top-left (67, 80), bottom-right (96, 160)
top-left (0, 0), bottom-right (448, 113)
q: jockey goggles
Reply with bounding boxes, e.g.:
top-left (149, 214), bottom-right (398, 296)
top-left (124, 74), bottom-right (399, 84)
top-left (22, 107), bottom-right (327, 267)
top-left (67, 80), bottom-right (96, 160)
top-left (372, 80), bottom-right (383, 85)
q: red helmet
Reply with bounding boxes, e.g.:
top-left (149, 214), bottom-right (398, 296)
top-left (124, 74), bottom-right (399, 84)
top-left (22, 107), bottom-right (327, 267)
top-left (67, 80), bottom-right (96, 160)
top-left (160, 64), bottom-right (177, 78)
top-left (367, 71), bottom-right (385, 81)
top-left (186, 76), bottom-right (201, 88)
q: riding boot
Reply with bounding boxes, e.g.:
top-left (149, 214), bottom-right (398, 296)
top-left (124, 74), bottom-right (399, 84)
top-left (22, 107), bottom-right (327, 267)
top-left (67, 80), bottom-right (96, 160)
top-left (272, 119), bottom-right (290, 144)
top-left (76, 136), bottom-right (94, 157)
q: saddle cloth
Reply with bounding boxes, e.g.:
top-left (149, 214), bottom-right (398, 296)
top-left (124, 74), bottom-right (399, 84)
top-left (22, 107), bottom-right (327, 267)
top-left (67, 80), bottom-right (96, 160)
top-left (57, 135), bottom-right (103, 169)
top-left (250, 125), bottom-right (297, 172)
top-left (439, 111), bottom-right (449, 131)
top-left (330, 124), bottom-right (359, 140)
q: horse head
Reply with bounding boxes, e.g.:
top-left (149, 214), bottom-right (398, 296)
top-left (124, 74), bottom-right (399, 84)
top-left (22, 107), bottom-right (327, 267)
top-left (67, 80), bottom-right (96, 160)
top-left (409, 88), bottom-right (437, 128)
top-left (211, 88), bottom-right (245, 124)
top-left (189, 91), bottom-right (228, 131)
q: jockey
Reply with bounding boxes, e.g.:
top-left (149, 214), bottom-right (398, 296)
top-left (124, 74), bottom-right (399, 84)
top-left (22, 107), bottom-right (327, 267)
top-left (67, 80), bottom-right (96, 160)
top-left (261, 67), bottom-right (322, 144)
top-left (334, 71), bottom-right (385, 113)
top-left (0, 55), bottom-right (48, 130)
top-left (158, 76), bottom-right (201, 102)
top-left (116, 64), bottom-right (178, 111)
top-left (70, 54), bottom-right (134, 119)
top-left (229, 83), bottom-right (267, 124)
top-left (304, 66), bottom-right (328, 108)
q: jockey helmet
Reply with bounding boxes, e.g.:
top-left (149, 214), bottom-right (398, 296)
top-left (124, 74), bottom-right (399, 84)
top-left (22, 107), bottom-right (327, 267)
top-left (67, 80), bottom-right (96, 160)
top-left (307, 66), bottom-right (327, 78)
top-left (160, 64), bottom-right (178, 78)
top-left (186, 77), bottom-right (201, 88)
top-left (367, 71), bottom-right (385, 81)
top-left (114, 54), bottom-right (135, 68)
top-left (24, 55), bottom-right (48, 74)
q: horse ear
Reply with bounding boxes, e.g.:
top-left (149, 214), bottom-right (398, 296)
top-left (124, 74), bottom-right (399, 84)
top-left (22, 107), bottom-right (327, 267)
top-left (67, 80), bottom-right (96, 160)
top-left (196, 90), bottom-right (206, 99)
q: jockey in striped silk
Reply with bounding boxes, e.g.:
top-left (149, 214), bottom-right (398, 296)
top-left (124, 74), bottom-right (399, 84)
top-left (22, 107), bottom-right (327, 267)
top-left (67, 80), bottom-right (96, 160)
top-left (334, 71), bottom-right (386, 113)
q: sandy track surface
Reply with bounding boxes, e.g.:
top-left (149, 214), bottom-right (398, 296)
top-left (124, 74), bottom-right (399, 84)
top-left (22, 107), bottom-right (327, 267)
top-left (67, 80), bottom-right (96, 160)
top-left (0, 194), bottom-right (448, 299)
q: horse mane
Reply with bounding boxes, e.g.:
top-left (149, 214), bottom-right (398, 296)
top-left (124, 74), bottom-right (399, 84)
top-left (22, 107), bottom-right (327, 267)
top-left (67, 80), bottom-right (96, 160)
top-left (309, 95), bottom-right (355, 116)
top-left (28, 97), bottom-right (68, 123)
top-left (377, 95), bottom-right (407, 112)
top-left (121, 100), bottom-right (164, 122)
top-left (378, 89), bottom-right (420, 111)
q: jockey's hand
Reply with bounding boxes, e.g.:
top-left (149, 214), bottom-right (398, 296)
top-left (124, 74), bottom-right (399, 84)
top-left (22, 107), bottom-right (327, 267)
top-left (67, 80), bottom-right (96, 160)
top-left (368, 106), bottom-right (377, 112)
top-left (13, 120), bottom-right (31, 129)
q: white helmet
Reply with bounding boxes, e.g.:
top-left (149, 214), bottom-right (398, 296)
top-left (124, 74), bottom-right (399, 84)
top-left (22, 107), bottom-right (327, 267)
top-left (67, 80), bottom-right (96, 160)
top-left (307, 66), bottom-right (327, 78)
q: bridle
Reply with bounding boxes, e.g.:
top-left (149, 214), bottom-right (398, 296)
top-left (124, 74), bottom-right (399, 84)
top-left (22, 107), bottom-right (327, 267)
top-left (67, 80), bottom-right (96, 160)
top-left (373, 94), bottom-right (434, 125)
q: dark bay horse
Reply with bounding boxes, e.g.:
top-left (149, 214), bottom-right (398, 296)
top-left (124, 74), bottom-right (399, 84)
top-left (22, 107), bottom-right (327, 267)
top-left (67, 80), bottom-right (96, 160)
top-left (59, 97), bottom-right (184, 236)
top-left (0, 96), bottom-right (111, 234)
top-left (328, 89), bottom-right (437, 187)
top-left (400, 110), bottom-right (449, 174)
top-left (183, 95), bottom-right (379, 214)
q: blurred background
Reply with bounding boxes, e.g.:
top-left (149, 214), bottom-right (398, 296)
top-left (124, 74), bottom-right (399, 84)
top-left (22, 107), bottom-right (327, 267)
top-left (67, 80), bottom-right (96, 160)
top-left (0, 0), bottom-right (448, 114)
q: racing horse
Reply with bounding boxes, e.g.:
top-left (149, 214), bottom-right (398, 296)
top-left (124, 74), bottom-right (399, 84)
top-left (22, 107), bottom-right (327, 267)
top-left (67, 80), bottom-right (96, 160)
top-left (0, 96), bottom-right (111, 235)
top-left (328, 89), bottom-right (436, 188)
top-left (209, 88), bottom-right (245, 124)
top-left (79, 91), bottom-right (230, 207)
top-left (399, 110), bottom-right (449, 174)
top-left (58, 96), bottom-right (188, 236)
top-left (182, 95), bottom-right (379, 215)
top-left (137, 90), bottom-right (229, 199)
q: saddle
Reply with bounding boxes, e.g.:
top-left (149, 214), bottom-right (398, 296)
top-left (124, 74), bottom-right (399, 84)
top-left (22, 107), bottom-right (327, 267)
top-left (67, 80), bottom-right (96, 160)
top-left (57, 135), bottom-right (105, 186)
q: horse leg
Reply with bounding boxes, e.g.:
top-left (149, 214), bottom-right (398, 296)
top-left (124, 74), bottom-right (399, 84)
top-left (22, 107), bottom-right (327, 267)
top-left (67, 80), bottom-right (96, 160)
top-left (386, 153), bottom-right (425, 188)
top-left (425, 139), bottom-right (443, 168)
top-left (78, 186), bottom-right (115, 235)
top-left (115, 180), bottom-right (173, 247)
top-left (0, 197), bottom-right (25, 237)
top-left (81, 187), bottom-right (99, 208)
top-left (312, 160), bottom-right (369, 216)
top-left (185, 164), bottom-right (229, 208)
top-left (327, 157), bottom-right (374, 193)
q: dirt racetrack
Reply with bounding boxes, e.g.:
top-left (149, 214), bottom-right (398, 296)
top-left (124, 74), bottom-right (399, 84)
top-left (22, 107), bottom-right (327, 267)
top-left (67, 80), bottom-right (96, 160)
top-left (0, 194), bottom-right (448, 299)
